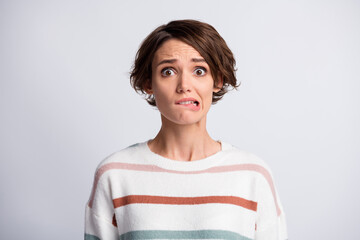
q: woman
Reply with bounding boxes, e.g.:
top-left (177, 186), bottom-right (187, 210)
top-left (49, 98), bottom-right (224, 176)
top-left (85, 20), bottom-right (287, 240)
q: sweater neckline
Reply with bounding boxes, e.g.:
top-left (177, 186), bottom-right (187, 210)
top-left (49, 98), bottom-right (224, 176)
top-left (140, 139), bottom-right (233, 171)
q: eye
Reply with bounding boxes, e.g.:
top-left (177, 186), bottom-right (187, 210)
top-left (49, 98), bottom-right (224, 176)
top-left (161, 68), bottom-right (175, 77)
top-left (194, 67), bottom-right (206, 76)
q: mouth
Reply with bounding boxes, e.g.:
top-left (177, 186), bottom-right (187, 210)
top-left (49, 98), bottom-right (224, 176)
top-left (175, 97), bottom-right (200, 106)
top-left (175, 98), bottom-right (201, 111)
top-left (176, 100), bottom-right (199, 106)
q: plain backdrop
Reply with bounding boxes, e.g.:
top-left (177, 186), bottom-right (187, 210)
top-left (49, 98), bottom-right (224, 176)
top-left (1, 0), bottom-right (359, 239)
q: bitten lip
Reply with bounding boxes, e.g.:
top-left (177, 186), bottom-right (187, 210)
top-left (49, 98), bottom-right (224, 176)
top-left (175, 97), bottom-right (199, 104)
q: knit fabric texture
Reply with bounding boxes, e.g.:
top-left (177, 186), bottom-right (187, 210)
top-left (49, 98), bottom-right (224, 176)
top-left (85, 140), bottom-right (287, 240)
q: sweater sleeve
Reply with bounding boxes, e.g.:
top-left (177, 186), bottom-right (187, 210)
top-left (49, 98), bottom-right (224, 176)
top-left (254, 169), bottom-right (288, 240)
top-left (84, 206), bottom-right (118, 240)
top-left (84, 164), bottom-right (118, 240)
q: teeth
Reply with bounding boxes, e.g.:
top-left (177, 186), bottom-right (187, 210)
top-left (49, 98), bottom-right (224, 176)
top-left (179, 101), bottom-right (198, 106)
top-left (179, 101), bottom-right (194, 104)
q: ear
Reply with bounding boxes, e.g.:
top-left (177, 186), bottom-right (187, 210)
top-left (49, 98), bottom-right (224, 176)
top-left (213, 75), bottom-right (223, 93)
top-left (143, 79), bottom-right (153, 94)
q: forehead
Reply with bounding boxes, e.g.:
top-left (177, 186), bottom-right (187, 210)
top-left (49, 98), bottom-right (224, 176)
top-left (153, 39), bottom-right (203, 62)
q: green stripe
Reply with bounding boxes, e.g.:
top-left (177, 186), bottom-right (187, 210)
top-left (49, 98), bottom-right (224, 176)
top-left (84, 234), bottom-right (100, 240)
top-left (119, 230), bottom-right (252, 240)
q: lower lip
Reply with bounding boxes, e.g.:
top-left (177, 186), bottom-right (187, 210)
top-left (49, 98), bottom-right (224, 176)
top-left (177, 103), bottom-right (200, 111)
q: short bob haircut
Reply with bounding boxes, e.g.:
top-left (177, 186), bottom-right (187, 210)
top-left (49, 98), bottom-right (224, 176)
top-left (130, 19), bottom-right (239, 106)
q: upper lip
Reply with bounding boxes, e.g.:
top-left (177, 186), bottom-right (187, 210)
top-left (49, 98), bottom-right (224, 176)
top-left (175, 97), bottom-right (199, 104)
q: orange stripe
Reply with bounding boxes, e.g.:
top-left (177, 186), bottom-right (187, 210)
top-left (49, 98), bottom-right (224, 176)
top-left (88, 163), bottom-right (280, 215)
top-left (113, 195), bottom-right (257, 212)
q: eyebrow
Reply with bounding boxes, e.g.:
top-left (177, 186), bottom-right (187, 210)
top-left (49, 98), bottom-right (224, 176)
top-left (156, 58), bottom-right (206, 67)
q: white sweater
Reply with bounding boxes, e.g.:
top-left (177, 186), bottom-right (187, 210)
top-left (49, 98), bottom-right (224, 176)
top-left (85, 140), bottom-right (287, 240)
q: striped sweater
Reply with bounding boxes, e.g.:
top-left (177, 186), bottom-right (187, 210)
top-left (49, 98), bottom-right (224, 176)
top-left (85, 140), bottom-right (287, 240)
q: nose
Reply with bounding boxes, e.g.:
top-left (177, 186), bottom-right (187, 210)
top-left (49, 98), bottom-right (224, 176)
top-left (176, 71), bottom-right (192, 93)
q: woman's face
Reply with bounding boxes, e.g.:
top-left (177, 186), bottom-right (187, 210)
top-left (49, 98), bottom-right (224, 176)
top-left (148, 39), bottom-right (222, 126)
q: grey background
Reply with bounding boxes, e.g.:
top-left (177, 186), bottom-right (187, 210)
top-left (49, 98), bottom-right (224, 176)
top-left (1, 0), bottom-right (359, 239)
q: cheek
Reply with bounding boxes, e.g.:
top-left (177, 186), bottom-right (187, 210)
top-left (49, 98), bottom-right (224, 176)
top-left (153, 85), bottom-right (169, 100)
top-left (152, 86), bottom-right (172, 110)
top-left (202, 84), bottom-right (216, 101)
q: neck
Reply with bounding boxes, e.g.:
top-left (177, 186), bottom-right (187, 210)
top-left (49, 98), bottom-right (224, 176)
top-left (148, 114), bottom-right (221, 161)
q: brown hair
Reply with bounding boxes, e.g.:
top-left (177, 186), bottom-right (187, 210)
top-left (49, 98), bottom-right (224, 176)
top-left (130, 19), bottom-right (239, 106)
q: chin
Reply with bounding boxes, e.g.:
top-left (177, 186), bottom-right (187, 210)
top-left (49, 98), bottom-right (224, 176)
top-left (169, 117), bottom-right (205, 126)
top-left (160, 111), bottom-right (206, 126)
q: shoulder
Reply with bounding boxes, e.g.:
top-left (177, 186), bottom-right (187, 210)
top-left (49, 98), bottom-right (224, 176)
top-left (222, 142), bottom-right (273, 171)
top-left (224, 143), bottom-right (284, 216)
top-left (221, 142), bottom-right (278, 189)
top-left (88, 141), bottom-right (148, 199)
top-left (95, 141), bottom-right (147, 169)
